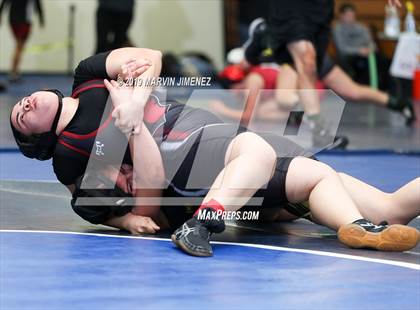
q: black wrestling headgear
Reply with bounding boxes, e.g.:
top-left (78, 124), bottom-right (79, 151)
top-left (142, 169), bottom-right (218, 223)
top-left (10, 89), bottom-right (64, 161)
top-left (71, 172), bottom-right (133, 224)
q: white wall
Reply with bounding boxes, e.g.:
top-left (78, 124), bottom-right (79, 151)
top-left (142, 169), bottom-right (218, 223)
top-left (0, 0), bottom-right (224, 73)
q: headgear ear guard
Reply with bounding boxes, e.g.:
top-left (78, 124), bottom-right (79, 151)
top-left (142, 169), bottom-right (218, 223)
top-left (10, 89), bottom-right (64, 161)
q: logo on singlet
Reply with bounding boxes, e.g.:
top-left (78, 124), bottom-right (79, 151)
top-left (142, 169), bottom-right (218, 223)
top-left (95, 141), bottom-right (105, 156)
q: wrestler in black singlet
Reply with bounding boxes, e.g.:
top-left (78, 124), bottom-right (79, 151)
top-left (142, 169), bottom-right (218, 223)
top-left (59, 52), bottom-right (311, 227)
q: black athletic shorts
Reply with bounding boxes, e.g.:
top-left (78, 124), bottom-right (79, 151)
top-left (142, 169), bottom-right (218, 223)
top-left (318, 54), bottom-right (336, 80)
top-left (268, 0), bottom-right (334, 70)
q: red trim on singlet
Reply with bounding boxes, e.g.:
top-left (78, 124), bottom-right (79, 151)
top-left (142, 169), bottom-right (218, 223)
top-left (58, 80), bottom-right (113, 157)
top-left (164, 129), bottom-right (191, 141)
top-left (57, 139), bottom-right (90, 157)
top-left (61, 113), bottom-right (113, 140)
top-left (72, 79), bottom-right (104, 94)
top-left (72, 83), bottom-right (106, 98)
top-left (143, 97), bottom-right (166, 123)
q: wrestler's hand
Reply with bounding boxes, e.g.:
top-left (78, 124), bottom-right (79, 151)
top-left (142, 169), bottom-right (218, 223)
top-left (119, 58), bottom-right (152, 82)
top-left (104, 79), bottom-right (143, 134)
top-left (123, 214), bottom-right (160, 235)
top-left (104, 79), bottom-right (133, 106)
top-left (112, 102), bottom-right (143, 134)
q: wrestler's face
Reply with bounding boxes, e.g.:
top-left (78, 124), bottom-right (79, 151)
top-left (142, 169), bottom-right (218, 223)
top-left (117, 165), bottom-right (134, 194)
top-left (11, 91), bottom-right (59, 136)
top-left (341, 9), bottom-right (356, 24)
top-left (102, 164), bottom-right (134, 195)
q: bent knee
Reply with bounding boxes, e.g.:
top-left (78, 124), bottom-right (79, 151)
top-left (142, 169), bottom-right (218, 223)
top-left (226, 132), bottom-right (276, 165)
top-left (243, 133), bottom-right (277, 170)
top-left (260, 145), bottom-right (277, 175)
top-left (294, 51), bottom-right (317, 76)
top-left (314, 161), bottom-right (337, 179)
top-left (275, 90), bottom-right (299, 109)
top-left (286, 157), bottom-right (337, 198)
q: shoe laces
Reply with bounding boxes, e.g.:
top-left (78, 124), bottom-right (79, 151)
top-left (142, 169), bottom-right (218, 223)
top-left (353, 219), bottom-right (387, 232)
top-left (198, 225), bottom-right (211, 241)
top-left (186, 217), bottom-right (212, 240)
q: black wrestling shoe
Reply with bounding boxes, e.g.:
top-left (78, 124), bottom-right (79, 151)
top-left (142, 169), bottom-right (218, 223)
top-left (338, 219), bottom-right (420, 252)
top-left (243, 18), bottom-right (272, 64)
top-left (321, 135), bottom-right (349, 150)
top-left (402, 104), bottom-right (415, 126)
top-left (171, 208), bottom-right (226, 257)
top-left (388, 96), bottom-right (415, 126)
top-left (306, 115), bottom-right (349, 150)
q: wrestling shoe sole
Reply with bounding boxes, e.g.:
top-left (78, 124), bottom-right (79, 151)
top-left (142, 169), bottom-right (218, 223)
top-left (171, 233), bottom-right (213, 257)
top-left (338, 224), bottom-right (420, 252)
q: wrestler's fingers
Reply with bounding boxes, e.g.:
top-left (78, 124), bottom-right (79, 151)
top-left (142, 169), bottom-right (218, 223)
top-left (133, 58), bottom-right (151, 66)
top-left (110, 80), bottom-right (120, 88)
top-left (134, 65), bottom-right (150, 77)
top-left (103, 79), bottom-right (114, 92)
top-left (121, 64), bottom-right (128, 76)
top-left (144, 227), bottom-right (156, 234)
top-left (147, 218), bottom-right (160, 231)
top-left (119, 124), bottom-right (133, 134)
top-left (132, 124), bottom-right (141, 135)
top-left (112, 107), bottom-right (120, 119)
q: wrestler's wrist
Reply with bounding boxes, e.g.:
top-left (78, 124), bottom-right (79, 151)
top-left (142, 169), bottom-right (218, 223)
top-left (131, 95), bottom-right (149, 108)
top-left (114, 100), bottom-right (132, 108)
top-left (121, 213), bottom-right (135, 231)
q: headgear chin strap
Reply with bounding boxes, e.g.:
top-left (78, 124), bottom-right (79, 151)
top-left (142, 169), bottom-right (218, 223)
top-left (10, 89), bottom-right (64, 161)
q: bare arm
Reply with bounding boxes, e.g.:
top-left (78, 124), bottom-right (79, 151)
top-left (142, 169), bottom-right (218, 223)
top-left (69, 167), bottom-right (161, 234)
top-left (104, 213), bottom-right (130, 230)
top-left (105, 47), bottom-right (162, 80)
top-left (104, 213), bottom-right (160, 235)
top-left (129, 122), bottom-right (165, 220)
top-left (105, 48), bottom-right (163, 134)
top-left (104, 77), bottom-right (165, 222)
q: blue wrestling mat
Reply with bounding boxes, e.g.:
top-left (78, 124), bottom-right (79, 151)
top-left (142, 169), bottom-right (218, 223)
top-left (1, 231), bottom-right (418, 310)
top-left (1, 150), bottom-right (418, 192)
top-left (1, 150), bottom-right (419, 309)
